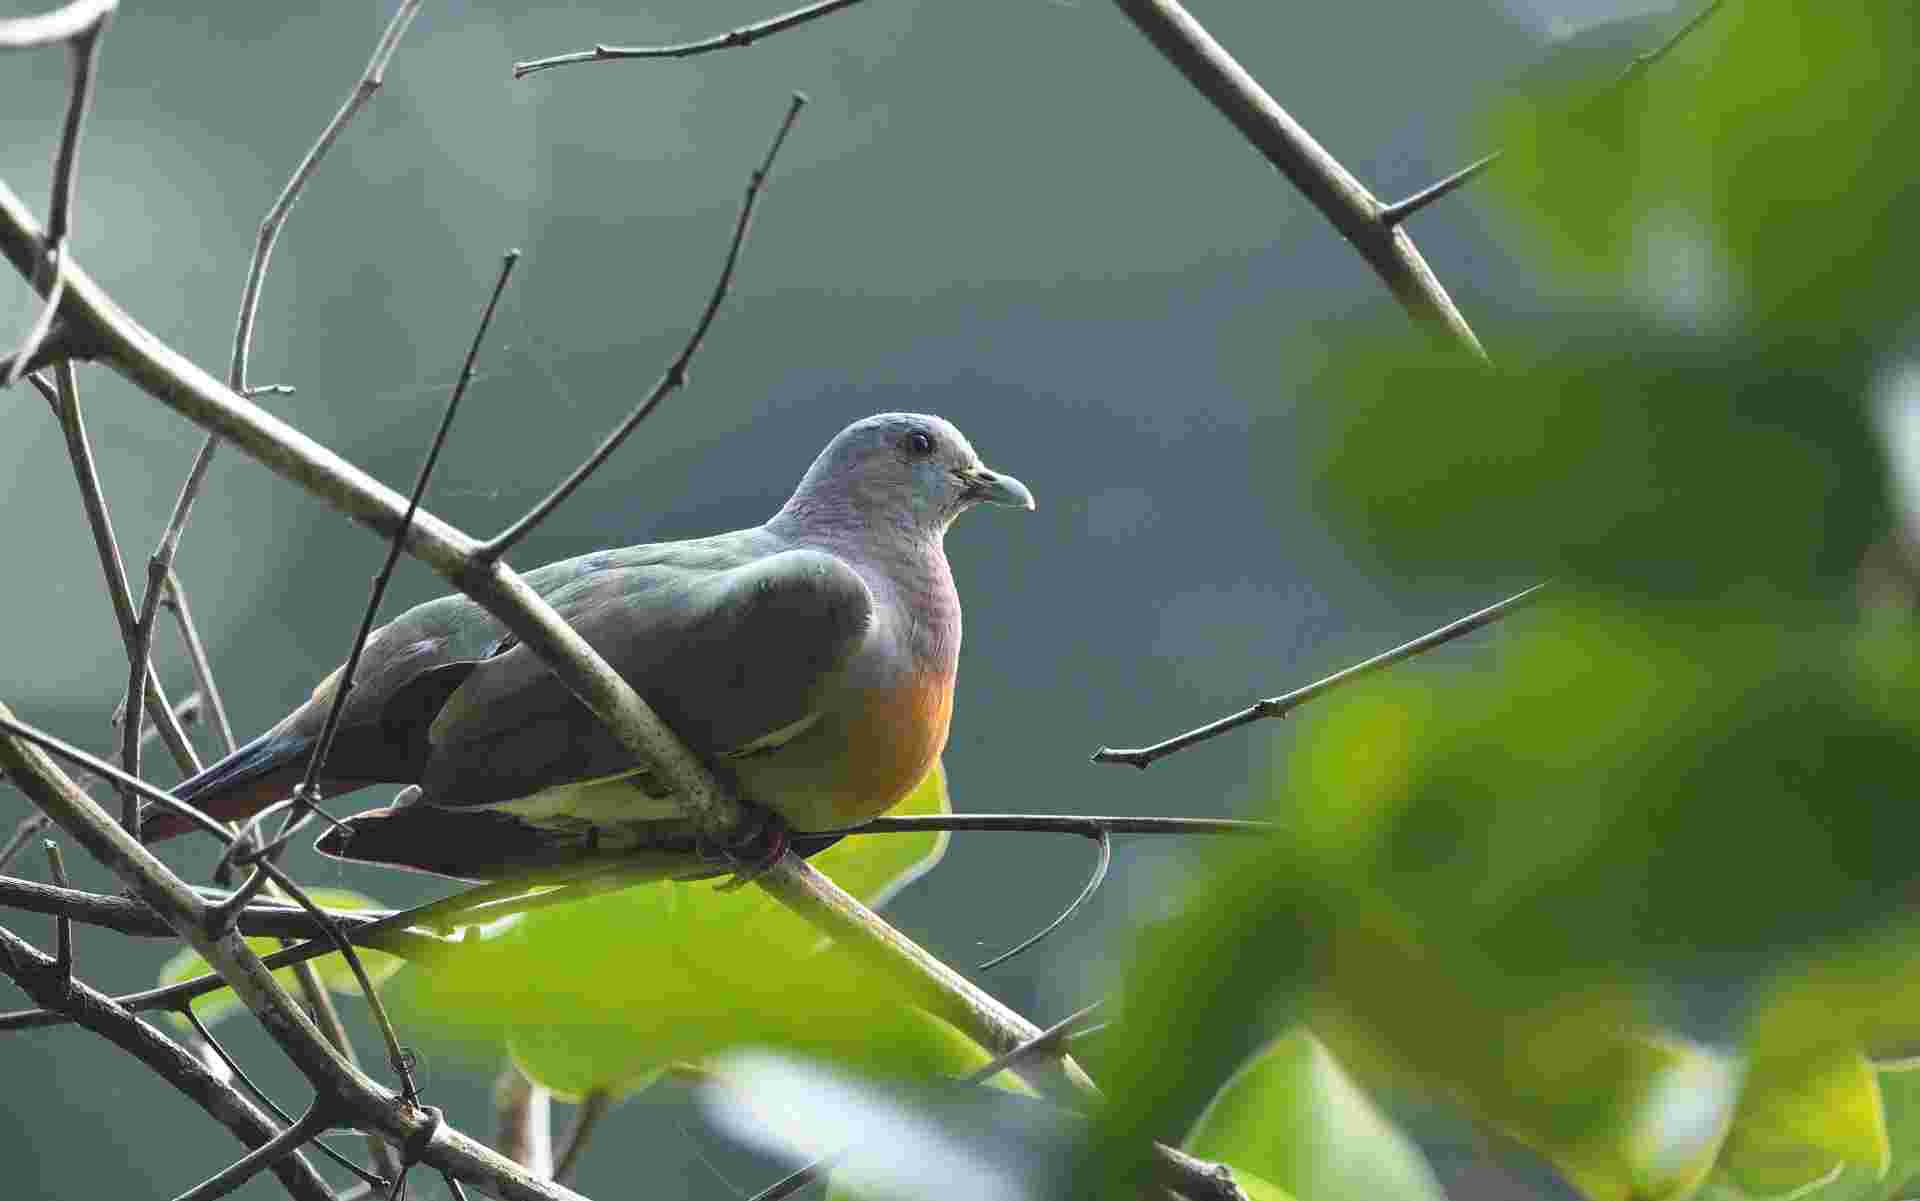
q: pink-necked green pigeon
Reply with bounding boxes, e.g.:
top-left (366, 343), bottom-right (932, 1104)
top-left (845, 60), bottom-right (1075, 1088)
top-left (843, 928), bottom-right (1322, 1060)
top-left (144, 414), bottom-right (1033, 879)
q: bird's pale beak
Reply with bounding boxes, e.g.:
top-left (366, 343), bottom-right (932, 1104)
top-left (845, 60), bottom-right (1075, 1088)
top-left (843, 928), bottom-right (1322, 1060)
top-left (961, 466), bottom-right (1036, 510)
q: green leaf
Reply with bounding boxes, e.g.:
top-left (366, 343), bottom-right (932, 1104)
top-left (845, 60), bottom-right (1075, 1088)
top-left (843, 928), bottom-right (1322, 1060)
top-left (1719, 1048), bottom-right (1887, 1198)
top-left (1184, 1030), bottom-right (1443, 1201)
top-left (160, 887), bottom-right (403, 1029)
top-left (399, 761), bottom-right (955, 1098)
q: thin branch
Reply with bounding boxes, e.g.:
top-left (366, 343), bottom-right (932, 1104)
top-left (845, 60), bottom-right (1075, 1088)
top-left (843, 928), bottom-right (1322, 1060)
top-left (0, 703), bottom-right (594, 1201)
top-left (39, 840), bottom-right (73, 981)
top-left (161, 0), bottom-right (423, 544)
top-left (0, 712), bottom-right (233, 844)
top-left (840, 814), bottom-right (1272, 837)
top-left (0, 921), bottom-right (334, 1201)
top-left (144, 0), bottom-right (424, 781)
top-left (965, 1000), bottom-right (1107, 1085)
top-left (161, 570), bottom-right (237, 753)
top-left (494, 1063), bottom-right (554, 1177)
top-left (6, 250), bottom-right (65, 387)
top-left (182, 1005), bottom-right (394, 1192)
top-left (6, 15), bottom-right (104, 386)
top-left (0, 180), bottom-right (745, 843)
top-left (0, 0), bottom-right (114, 50)
top-left (41, 364), bottom-right (202, 777)
top-left (977, 829), bottom-right (1110, 971)
top-left (479, 92), bottom-right (806, 561)
top-left (0, 875), bottom-right (440, 957)
top-left (757, 853), bottom-right (1097, 1101)
top-left (514, 0), bottom-right (866, 77)
top-left (1094, 581), bottom-right (1550, 768)
top-left (0, 816), bottom-right (47, 872)
top-left (44, 12), bottom-right (106, 245)
top-left (1107, 0), bottom-right (1484, 357)
top-left (298, 249), bottom-right (520, 805)
top-left (1378, 152), bottom-right (1500, 228)
top-left (1377, 0), bottom-right (1729, 228)
top-left (120, 551), bottom-right (172, 831)
top-left (171, 1102), bottom-right (337, 1201)
top-left (552, 1089), bottom-right (612, 1185)
top-left (1618, 0), bottom-right (1725, 87)
top-left (0, 692), bottom-right (199, 801)
top-left (230, 0), bottom-right (421, 394)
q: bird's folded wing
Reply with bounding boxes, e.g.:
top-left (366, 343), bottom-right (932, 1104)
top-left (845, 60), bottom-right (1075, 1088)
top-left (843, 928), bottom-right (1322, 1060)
top-left (416, 545), bottom-right (874, 809)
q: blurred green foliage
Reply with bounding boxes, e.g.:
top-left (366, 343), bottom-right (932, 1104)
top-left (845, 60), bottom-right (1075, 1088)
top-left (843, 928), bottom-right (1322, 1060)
top-left (1089, 3), bottom-right (1920, 1199)
top-left (394, 762), bottom-right (953, 1098)
top-left (159, 887), bottom-right (405, 1028)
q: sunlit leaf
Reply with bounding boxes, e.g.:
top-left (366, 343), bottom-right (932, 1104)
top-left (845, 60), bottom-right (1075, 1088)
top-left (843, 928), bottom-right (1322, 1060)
top-left (1184, 1030), bottom-right (1444, 1201)
top-left (1719, 1048), bottom-right (1886, 1198)
top-left (397, 761), bottom-right (955, 1097)
top-left (160, 887), bottom-right (403, 1028)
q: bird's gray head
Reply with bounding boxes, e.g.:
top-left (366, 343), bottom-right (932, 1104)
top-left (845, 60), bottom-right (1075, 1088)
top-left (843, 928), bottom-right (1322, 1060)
top-left (774, 412), bottom-right (1035, 540)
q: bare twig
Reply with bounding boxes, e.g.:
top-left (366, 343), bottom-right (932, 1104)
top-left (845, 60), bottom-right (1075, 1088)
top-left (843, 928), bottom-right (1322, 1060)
top-left (480, 92), bottom-right (806, 561)
top-left (0, 875), bottom-right (439, 956)
top-left (161, 571), bottom-right (237, 753)
top-left (120, 553), bottom-right (172, 831)
top-left (172, 1102), bottom-right (337, 1201)
top-left (1094, 581), bottom-right (1550, 768)
top-left (1378, 0), bottom-right (1729, 228)
top-left (978, 828), bottom-right (1109, 970)
top-left (514, 0), bottom-right (866, 77)
top-left (1108, 0), bottom-right (1484, 357)
top-left (182, 1005), bottom-right (393, 1192)
top-left (553, 1089), bottom-right (613, 1186)
top-left (1, 817), bottom-right (50, 875)
top-left (0, 711), bottom-right (232, 843)
top-left (1617, 0), bottom-right (1725, 87)
top-left (494, 1063), bottom-right (554, 1176)
top-left (0, 180), bottom-right (744, 844)
top-left (41, 840), bottom-right (72, 980)
top-left (5, 10), bottom-right (106, 385)
top-left (0, 703), bottom-right (593, 1201)
top-left (42, 16), bottom-right (107, 242)
top-left (40, 365), bottom-right (202, 777)
top-left (137, 0), bottom-right (424, 801)
top-left (834, 813), bottom-right (1272, 837)
top-left (0, 0), bottom-right (114, 49)
top-left (159, 0), bottom-right (423, 570)
top-left (0, 921), bottom-right (334, 1201)
top-left (297, 249), bottom-right (520, 807)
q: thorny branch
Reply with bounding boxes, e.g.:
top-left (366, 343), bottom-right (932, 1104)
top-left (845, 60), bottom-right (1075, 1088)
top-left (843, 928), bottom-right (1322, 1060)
top-left (1108, 0), bottom-right (1484, 358)
top-left (513, 0), bottom-right (866, 78)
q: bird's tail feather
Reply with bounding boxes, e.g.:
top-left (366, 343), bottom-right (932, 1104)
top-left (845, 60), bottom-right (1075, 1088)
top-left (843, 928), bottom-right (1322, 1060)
top-left (142, 732), bottom-right (312, 842)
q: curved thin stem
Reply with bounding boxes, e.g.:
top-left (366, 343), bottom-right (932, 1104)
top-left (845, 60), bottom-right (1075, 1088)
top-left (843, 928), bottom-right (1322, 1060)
top-left (977, 829), bottom-right (1110, 970)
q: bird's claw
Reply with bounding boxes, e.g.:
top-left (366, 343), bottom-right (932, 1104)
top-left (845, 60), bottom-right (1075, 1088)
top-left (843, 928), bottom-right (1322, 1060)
top-left (713, 812), bottom-right (791, 891)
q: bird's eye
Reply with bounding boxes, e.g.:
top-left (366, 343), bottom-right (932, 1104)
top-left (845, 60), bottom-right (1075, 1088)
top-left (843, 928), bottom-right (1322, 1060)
top-left (906, 430), bottom-right (935, 457)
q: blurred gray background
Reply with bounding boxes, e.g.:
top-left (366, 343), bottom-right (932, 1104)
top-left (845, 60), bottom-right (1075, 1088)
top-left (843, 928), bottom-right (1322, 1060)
top-left (2, 0), bottom-right (1660, 1196)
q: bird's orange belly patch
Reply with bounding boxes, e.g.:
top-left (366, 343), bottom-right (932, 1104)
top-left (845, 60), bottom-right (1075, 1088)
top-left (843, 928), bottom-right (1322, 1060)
top-left (831, 673), bottom-right (954, 825)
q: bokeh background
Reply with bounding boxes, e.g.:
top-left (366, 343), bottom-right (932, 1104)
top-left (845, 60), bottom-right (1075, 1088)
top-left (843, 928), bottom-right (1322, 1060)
top-left (2, 1), bottom-right (1672, 1196)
